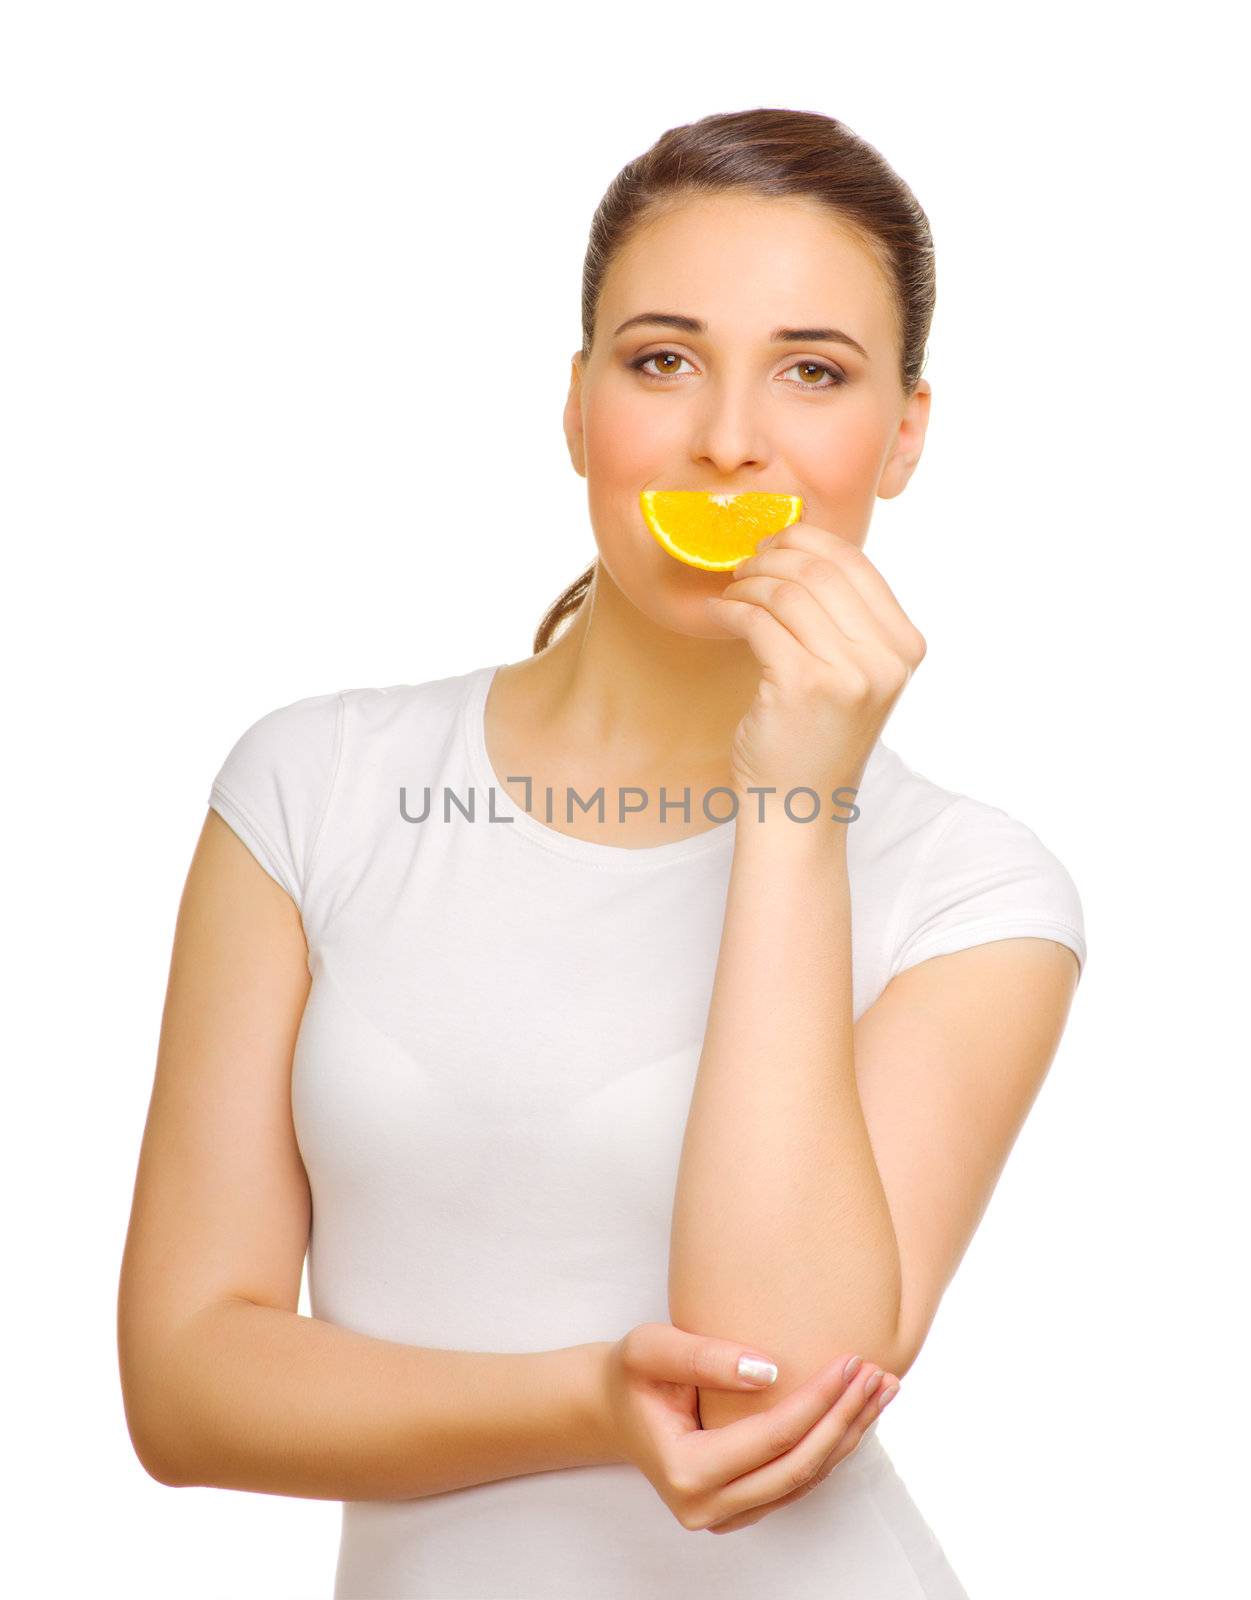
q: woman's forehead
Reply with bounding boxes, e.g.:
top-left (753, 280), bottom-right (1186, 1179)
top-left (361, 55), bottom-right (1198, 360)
top-left (601, 206), bottom-right (895, 351)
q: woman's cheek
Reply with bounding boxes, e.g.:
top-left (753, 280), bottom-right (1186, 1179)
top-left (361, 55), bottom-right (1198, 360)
top-left (582, 390), bottom-right (668, 485)
top-left (581, 400), bottom-right (674, 563)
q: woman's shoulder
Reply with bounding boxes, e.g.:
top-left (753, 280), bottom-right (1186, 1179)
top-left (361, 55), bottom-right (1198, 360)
top-left (204, 663), bottom-right (491, 904)
top-left (216, 664), bottom-right (489, 754)
top-left (334, 663), bottom-right (492, 734)
top-left (867, 740), bottom-right (1075, 856)
top-left (866, 741), bottom-right (1087, 982)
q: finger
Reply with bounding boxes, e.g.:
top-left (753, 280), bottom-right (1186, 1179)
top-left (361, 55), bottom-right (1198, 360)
top-left (708, 1369), bottom-right (900, 1534)
top-left (699, 1360), bottom-right (888, 1528)
top-left (686, 1352), bottom-right (865, 1491)
top-left (731, 546), bottom-right (880, 645)
top-left (706, 1370), bottom-right (890, 1533)
top-left (716, 573), bottom-right (863, 671)
top-left (757, 524), bottom-right (908, 626)
top-left (750, 527), bottom-right (925, 663)
top-left (874, 1375), bottom-right (901, 1417)
top-left (704, 592), bottom-right (812, 678)
top-left (623, 1321), bottom-right (782, 1395)
top-left (814, 1364), bottom-right (898, 1469)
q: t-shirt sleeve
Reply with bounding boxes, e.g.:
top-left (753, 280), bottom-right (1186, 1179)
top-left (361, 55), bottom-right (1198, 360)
top-left (888, 796), bottom-right (1087, 982)
top-left (206, 690), bottom-right (345, 909)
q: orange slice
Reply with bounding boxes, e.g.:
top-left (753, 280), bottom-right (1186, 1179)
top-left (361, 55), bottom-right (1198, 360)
top-left (639, 490), bottom-right (803, 571)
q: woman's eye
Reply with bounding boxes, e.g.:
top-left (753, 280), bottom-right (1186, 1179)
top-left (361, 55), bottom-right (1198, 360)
top-left (631, 351), bottom-right (694, 378)
top-left (781, 360), bottom-right (847, 389)
top-left (629, 351), bottom-right (846, 388)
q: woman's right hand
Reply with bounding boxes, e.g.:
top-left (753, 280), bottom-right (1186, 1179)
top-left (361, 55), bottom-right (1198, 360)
top-left (600, 1322), bottom-right (899, 1534)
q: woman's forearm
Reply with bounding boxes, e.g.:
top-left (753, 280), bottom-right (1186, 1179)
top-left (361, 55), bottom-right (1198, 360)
top-left (131, 1297), bottom-right (617, 1499)
top-left (668, 814), bottom-right (902, 1430)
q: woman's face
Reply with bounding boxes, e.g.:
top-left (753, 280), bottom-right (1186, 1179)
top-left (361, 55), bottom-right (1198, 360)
top-left (564, 191), bottom-right (931, 637)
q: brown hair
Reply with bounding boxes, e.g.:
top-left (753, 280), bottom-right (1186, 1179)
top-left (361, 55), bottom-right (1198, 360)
top-left (533, 106), bottom-right (936, 655)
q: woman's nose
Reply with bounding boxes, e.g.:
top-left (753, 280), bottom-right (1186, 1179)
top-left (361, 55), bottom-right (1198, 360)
top-left (686, 383), bottom-right (772, 476)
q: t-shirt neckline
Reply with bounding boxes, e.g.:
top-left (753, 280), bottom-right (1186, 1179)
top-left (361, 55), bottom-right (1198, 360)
top-left (461, 663), bottom-right (738, 870)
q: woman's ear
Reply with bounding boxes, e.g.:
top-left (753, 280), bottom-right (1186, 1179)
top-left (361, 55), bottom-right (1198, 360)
top-left (877, 378), bottom-right (931, 501)
top-left (563, 353), bottom-right (587, 478)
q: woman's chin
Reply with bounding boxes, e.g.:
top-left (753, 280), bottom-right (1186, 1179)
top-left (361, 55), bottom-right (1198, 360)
top-left (660, 595), bottom-right (739, 641)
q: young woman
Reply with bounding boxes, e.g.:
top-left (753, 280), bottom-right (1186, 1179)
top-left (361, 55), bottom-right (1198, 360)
top-left (119, 108), bottom-right (1085, 1599)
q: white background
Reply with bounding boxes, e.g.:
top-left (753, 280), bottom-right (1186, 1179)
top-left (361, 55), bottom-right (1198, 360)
top-left (5, 2), bottom-right (1246, 1595)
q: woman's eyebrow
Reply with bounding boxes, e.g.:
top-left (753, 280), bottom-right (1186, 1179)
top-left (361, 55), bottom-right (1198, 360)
top-left (611, 311), bottom-right (869, 361)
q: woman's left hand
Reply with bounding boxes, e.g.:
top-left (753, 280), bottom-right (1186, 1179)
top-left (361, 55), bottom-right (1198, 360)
top-left (705, 520), bottom-right (927, 805)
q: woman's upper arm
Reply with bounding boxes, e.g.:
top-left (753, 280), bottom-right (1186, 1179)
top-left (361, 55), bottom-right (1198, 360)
top-left (118, 808), bottom-right (314, 1471)
top-left (859, 795), bottom-right (1087, 1375)
top-left (854, 934), bottom-right (1080, 1379)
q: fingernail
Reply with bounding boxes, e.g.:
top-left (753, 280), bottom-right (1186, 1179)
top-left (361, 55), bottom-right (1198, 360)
top-left (843, 1355), bottom-right (863, 1381)
top-left (738, 1354), bottom-right (778, 1385)
top-left (756, 534), bottom-right (775, 550)
top-left (878, 1384), bottom-right (900, 1410)
top-left (864, 1370), bottom-right (883, 1398)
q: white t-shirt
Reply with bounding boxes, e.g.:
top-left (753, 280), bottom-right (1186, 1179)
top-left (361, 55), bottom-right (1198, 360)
top-left (207, 661), bottom-right (1086, 1600)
